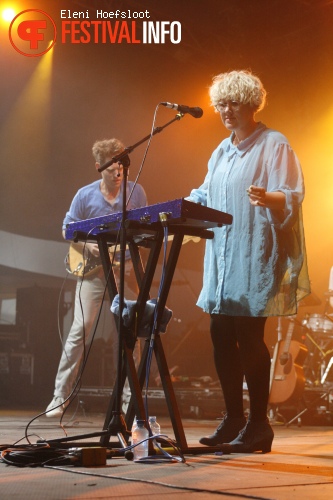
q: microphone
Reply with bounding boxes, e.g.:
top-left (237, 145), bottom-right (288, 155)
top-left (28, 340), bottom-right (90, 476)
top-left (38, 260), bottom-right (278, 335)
top-left (161, 102), bottom-right (203, 118)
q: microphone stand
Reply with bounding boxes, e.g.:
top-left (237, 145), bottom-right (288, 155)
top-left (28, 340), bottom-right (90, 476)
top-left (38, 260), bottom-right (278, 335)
top-left (97, 114), bottom-right (184, 173)
top-left (104, 152), bottom-right (131, 452)
top-left (99, 112), bottom-right (185, 448)
top-left (40, 112), bottom-right (185, 454)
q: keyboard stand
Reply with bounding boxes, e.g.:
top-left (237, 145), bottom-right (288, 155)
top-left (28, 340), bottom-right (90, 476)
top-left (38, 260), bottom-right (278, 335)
top-left (98, 222), bottom-right (222, 454)
top-left (43, 217), bottom-right (229, 456)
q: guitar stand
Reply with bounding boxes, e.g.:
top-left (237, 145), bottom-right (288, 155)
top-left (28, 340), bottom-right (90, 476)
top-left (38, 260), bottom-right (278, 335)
top-left (285, 391), bottom-right (330, 427)
top-left (268, 405), bottom-right (286, 426)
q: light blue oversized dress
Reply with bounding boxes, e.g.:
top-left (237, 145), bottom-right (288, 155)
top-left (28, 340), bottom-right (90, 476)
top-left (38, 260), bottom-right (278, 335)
top-left (189, 122), bottom-right (310, 317)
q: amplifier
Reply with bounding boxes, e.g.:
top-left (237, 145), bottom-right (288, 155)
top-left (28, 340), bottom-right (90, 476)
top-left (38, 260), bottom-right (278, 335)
top-left (0, 324), bottom-right (26, 343)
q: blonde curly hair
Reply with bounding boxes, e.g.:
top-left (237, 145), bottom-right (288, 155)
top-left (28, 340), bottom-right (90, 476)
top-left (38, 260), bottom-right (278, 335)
top-left (209, 70), bottom-right (267, 113)
top-left (92, 138), bottom-right (125, 165)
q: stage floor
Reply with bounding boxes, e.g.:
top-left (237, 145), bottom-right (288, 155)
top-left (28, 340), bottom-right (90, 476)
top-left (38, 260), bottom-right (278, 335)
top-left (1, 407), bottom-right (333, 500)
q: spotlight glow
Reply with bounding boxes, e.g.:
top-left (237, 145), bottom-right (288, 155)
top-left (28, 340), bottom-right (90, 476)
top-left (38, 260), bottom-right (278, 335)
top-left (2, 8), bottom-right (16, 22)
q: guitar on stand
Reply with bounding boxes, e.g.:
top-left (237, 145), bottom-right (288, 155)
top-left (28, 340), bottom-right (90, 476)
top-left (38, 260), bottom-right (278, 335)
top-left (269, 317), bottom-right (308, 407)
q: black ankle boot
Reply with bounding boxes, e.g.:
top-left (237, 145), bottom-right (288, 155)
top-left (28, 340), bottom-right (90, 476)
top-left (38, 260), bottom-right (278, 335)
top-left (220, 418), bottom-right (274, 453)
top-left (199, 414), bottom-right (246, 446)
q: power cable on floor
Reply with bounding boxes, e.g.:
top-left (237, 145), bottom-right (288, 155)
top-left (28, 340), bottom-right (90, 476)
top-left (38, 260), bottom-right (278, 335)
top-left (42, 465), bottom-right (274, 500)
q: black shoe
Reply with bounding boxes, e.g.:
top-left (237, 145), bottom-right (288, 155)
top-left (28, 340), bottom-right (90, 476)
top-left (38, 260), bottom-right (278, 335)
top-left (220, 418), bottom-right (274, 454)
top-left (199, 414), bottom-right (246, 446)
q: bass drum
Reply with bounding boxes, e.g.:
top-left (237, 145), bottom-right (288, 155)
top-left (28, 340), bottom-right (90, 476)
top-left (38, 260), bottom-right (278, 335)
top-left (304, 314), bottom-right (333, 337)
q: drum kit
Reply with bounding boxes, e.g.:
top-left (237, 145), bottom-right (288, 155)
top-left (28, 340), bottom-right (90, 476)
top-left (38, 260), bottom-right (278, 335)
top-left (301, 292), bottom-right (333, 387)
top-left (268, 291), bottom-right (333, 426)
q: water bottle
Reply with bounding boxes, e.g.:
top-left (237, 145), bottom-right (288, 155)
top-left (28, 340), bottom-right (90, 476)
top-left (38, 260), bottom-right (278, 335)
top-left (149, 416), bottom-right (161, 450)
top-left (130, 416), bottom-right (137, 444)
top-left (132, 419), bottom-right (148, 460)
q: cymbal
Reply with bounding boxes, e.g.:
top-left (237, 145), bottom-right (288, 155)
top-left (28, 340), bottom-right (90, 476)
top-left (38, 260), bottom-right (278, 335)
top-left (298, 292), bottom-right (322, 307)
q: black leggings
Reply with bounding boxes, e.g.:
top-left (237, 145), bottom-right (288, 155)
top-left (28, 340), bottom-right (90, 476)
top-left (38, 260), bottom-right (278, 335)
top-left (210, 314), bottom-right (271, 422)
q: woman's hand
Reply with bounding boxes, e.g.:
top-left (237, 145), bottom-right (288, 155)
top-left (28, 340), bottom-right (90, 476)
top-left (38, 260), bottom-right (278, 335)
top-left (247, 185), bottom-right (266, 206)
top-left (247, 185), bottom-right (286, 210)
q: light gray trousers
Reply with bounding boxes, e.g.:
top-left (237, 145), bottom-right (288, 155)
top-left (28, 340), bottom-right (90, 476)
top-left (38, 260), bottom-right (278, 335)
top-left (54, 264), bottom-right (139, 399)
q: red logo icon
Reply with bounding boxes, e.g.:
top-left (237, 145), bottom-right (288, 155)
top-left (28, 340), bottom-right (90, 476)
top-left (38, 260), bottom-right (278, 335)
top-left (9, 9), bottom-right (56, 57)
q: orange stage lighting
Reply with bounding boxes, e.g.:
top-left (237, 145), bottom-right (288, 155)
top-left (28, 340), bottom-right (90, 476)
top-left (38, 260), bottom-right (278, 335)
top-left (2, 7), bottom-right (16, 23)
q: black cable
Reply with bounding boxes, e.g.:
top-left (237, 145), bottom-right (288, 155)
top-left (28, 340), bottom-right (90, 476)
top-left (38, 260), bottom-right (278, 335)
top-left (126, 103), bottom-right (159, 206)
top-left (144, 224), bottom-right (169, 420)
top-left (42, 464), bottom-right (273, 500)
top-left (22, 225), bottom-right (122, 442)
top-left (130, 434), bottom-right (186, 464)
top-left (0, 445), bottom-right (78, 467)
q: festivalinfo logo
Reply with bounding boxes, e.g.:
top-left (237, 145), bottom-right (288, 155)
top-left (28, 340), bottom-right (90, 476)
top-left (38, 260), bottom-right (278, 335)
top-left (8, 7), bottom-right (182, 56)
top-left (9, 9), bottom-right (57, 57)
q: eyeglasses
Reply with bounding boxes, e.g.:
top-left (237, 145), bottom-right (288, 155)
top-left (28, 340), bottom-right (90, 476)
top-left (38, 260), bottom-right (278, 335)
top-left (215, 101), bottom-right (241, 112)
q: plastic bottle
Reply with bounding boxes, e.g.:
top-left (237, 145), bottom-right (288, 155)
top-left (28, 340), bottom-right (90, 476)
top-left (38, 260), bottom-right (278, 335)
top-left (130, 416), bottom-right (137, 444)
top-left (149, 416), bottom-right (160, 437)
top-left (132, 419), bottom-right (149, 460)
top-left (149, 416), bottom-right (161, 451)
